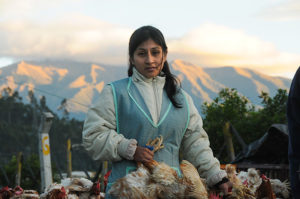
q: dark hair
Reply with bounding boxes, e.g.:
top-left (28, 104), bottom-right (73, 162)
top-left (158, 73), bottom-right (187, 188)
top-left (128, 25), bottom-right (182, 108)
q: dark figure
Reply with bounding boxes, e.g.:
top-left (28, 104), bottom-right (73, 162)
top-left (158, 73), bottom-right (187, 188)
top-left (287, 66), bottom-right (300, 198)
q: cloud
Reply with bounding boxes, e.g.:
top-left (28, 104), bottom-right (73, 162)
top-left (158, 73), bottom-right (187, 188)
top-left (0, 9), bottom-right (299, 78)
top-left (259, 0), bottom-right (300, 21)
top-left (168, 23), bottom-right (300, 78)
top-left (0, 14), bottom-right (132, 64)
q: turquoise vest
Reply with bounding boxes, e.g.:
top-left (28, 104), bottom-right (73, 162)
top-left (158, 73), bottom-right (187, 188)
top-left (106, 77), bottom-right (190, 198)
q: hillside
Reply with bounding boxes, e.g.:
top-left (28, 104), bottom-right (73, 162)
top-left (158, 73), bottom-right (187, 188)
top-left (0, 59), bottom-right (291, 120)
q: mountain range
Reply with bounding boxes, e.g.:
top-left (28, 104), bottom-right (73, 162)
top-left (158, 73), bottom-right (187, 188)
top-left (0, 59), bottom-right (291, 120)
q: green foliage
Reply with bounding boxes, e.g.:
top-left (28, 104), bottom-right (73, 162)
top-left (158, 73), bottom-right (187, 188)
top-left (201, 88), bottom-right (255, 162)
top-left (201, 88), bottom-right (288, 163)
top-left (0, 88), bottom-right (99, 188)
top-left (18, 154), bottom-right (41, 190)
top-left (258, 89), bottom-right (288, 125)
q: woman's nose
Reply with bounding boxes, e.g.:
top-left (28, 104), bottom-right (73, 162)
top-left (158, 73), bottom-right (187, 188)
top-left (145, 52), bottom-right (154, 64)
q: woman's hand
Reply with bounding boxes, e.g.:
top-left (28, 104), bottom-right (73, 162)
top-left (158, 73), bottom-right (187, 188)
top-left (133, 146), bottom-right (154, 163)
top-left (218, 181), bottom-right (233, 197)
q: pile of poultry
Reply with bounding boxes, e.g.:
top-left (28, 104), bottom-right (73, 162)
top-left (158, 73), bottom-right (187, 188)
top-left (225, 164), bottom-right (290, 199)
top-left (1, 135), bottom-right (290, 199)
top-left (0, 186), bottom-right (39, 199)
top-left (0, 178), bottom-right (104, 199)
top-left (109, 136), bottom-right (291, 199)
top-left (39, 178), bottom-right (104, 199)
top-left (109, 135), bottom-right (208, 199)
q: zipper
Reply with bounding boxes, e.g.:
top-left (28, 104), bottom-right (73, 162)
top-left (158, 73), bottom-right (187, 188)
top-left (152, 78), bottom-right (160, 124)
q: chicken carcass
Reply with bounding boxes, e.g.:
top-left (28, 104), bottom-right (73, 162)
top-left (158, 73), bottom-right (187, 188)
top-left (11, 186), bottom-right (39, 199)
top-left (40, 183), bottom-right (68, 199)
top-left (143, 159), bottom-right (189, 199)
top-left (255, 175), bottom-right (276, 199)
top-left (109, 136), bottom-right (209, 199)
top-left (109, 162), bottom-right (151, 199)
top-left (0, 186), bottom-right (14, 199)
top-left (61, 178), bottom-right (102, 199)
top-left (180, 160), bottom-right (208, 199)
top-left (225, 164), bottom-right (242, 186)
top-left (269, 179), bottom-right (290, 199)
top-left (237, 171), bottom-right (248, 186)
top-left (223, 165), bottom-right (256, 199)
top-left (246, 168), bottom-right (262, 194)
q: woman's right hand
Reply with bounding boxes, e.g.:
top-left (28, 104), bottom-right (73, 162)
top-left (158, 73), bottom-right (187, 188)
top-left (133, 146), bottom-right (154, 163)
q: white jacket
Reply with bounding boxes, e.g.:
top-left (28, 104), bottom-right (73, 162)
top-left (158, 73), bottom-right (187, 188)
top-left (82, 68), bottom-right (226, 186)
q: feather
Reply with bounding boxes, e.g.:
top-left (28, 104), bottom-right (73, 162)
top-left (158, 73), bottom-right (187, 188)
top-left (108, 163), bottom-right (151, 199)
top-left (61, 178), bottom-right (93, 192)
top-left (270, 179), bottom-right (290, 199)
top-left (180, 160), bottom-right (208, 199)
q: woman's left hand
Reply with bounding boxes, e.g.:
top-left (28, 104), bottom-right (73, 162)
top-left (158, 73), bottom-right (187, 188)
top-left (218, 181), bottom-right (233, 196)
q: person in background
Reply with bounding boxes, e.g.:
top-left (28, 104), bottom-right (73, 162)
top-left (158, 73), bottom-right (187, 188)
top-left (287, 66), bottom-right (300, 198)
top-left (82, 25), bottom-right (231, 198)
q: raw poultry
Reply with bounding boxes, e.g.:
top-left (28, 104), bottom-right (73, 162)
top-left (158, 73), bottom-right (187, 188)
top-left (0, 186), bottom-right (39, 199)
top-left (109, 136), bottom-right (208, 199)
top-left (224, 164), bottom-right (290, 199)
top-left (108, 136), bottom-right (291, 199)
top-left (40, 178), bottom-right (104, 199)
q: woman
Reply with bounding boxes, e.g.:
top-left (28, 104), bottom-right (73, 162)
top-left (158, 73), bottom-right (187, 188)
top-left (82, 25), bottom-right (231, 198)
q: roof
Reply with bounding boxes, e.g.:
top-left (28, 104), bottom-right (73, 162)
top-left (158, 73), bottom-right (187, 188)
top-left (232, 124), bottom-right (289, 164)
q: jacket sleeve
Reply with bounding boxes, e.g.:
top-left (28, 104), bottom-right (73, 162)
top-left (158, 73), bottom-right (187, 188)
top-left (181, 91), bottom-right (227, 187)
top-left (82, 85), bottom-right (137, 161)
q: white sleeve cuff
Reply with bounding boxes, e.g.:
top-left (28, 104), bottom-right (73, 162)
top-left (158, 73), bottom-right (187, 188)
top-left (117, 138), bottom-right (137, 160)
top-left (206, 170), bottom-right (227, 187)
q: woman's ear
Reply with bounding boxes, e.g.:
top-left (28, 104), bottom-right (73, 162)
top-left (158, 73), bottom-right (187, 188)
top-left (130, 58), bottom-right (135, 66)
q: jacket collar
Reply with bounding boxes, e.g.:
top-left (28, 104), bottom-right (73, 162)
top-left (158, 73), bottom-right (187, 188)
top-left (132, 67), bottom-right (166, 84)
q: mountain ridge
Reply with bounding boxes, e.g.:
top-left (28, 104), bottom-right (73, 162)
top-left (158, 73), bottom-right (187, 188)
top-left (0, 59), bottom-right (291, 120)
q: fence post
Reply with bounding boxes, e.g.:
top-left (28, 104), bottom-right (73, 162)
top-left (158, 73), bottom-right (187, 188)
top-left (38, 112), bottom-right (54, 193)
top-left (67, 138), bottom-right (72, 178)
top-left (230, 123), bottom-right (247, 152)
top-left (15, 152), bottom-right (23, 186)
top-left (223, 121), bottom-right (235, 162)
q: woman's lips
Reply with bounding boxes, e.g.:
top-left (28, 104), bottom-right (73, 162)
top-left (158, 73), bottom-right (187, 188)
top-left (145, 67), bottom-right (158, 72)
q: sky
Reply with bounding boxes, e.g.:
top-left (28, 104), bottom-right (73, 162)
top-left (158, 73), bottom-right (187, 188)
top-left (0, 0), bottom-right (299, 79)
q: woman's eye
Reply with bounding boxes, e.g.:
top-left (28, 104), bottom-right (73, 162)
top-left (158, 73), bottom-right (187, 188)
top-left (138, 52), bottom-right (145, 56)
top-left (152, 51), bottom-right (160, 55)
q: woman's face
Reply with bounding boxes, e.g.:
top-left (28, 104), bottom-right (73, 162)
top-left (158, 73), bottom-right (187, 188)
top-left (131, 39), bottom-right (167, 78)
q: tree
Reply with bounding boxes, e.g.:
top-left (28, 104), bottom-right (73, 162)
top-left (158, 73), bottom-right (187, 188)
top-left (248, 89), bottom-right (288, 136)
top-left (201, 88), bottom-right (288, 163)
top-left (0, 89), bottom-right (98, 188)
top-left (0, 87), bottom-right (22, 124)
top-left (259, 89), bottom-right (288, 123)
top-left (57, 98), bottom-right (69, 119)
top-left (201, 88), bottom-right (254, 161)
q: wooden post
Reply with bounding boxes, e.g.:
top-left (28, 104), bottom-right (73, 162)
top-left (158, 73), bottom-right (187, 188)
top-left (38, 112), bottom-right (54, 192)
top-left (230, 123), bottom-right (247, 151)
top-left (67, 138), bottom-right (72, 178)
top-left (15, 152), bottom-right (23, 186)
top-left (223, 121), bottom-right (235, 162)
